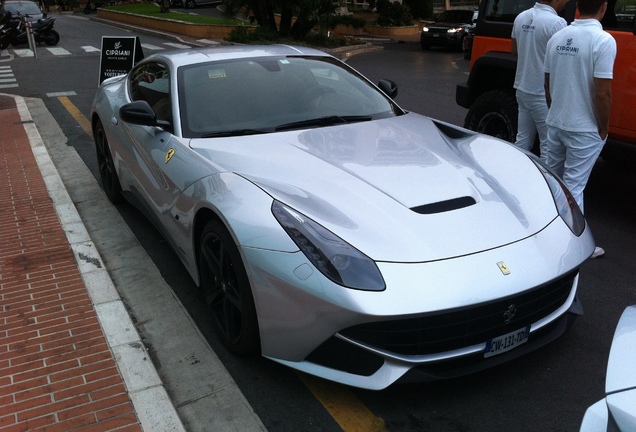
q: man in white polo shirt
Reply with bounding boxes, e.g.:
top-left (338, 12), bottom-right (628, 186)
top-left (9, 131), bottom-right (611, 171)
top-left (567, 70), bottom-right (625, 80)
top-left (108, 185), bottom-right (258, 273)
top-left (543, 0), bottom-right (616, 258)
top-left (511, 0), bottom-right (568, 160)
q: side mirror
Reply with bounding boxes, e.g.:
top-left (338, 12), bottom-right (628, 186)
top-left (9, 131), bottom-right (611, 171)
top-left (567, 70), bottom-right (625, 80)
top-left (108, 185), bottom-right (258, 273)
top-left (378, 79), bottom-right (398, 99)
top-left (119, 100), bottom-right (170, 129)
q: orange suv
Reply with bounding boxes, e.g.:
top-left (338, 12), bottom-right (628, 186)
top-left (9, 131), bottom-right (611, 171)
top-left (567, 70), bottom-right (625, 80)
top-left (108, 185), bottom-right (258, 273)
top-left (456, 0), bottom-right (636, 152)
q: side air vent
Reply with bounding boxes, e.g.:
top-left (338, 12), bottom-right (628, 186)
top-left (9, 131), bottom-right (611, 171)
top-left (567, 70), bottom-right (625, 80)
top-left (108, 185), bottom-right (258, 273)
top-left (411, 196), bottom-right (477, 214)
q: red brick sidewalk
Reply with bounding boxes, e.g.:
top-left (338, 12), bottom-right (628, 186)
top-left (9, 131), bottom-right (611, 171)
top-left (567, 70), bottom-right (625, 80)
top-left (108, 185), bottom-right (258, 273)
top-left (0, 95), bottom-right (142, 431)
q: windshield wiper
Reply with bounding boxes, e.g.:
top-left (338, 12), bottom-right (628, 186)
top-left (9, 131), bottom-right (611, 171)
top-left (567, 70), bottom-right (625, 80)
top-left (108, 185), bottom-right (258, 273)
top-left (201, 128), bottom-right (271, 138)
top-left (275, 115), bottom-right (373, 132)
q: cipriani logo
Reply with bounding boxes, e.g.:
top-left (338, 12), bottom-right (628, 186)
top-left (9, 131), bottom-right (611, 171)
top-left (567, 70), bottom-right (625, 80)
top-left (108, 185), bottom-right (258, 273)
top-left (556, 37), bottom-right (579, 54)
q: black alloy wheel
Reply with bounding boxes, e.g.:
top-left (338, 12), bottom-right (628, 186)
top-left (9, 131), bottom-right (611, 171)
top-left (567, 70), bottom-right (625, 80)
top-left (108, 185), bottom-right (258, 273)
top-left (199, 220), bottom-right (260, 355)
top-left (94, 119), bottom-right (122, 203)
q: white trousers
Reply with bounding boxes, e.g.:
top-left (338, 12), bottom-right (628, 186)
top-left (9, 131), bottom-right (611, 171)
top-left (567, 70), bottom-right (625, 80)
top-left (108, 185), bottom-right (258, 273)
top-left (515, 90), bottom-right (549, 162)
top-left (545, 127), bottom-right (605, 213)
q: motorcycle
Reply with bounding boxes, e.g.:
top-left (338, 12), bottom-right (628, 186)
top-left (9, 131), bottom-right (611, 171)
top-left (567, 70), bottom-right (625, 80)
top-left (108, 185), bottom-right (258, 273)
top-left (84, 0), bottom-right (105, 14)
top-left (0, 12), bottom-right (60, 49)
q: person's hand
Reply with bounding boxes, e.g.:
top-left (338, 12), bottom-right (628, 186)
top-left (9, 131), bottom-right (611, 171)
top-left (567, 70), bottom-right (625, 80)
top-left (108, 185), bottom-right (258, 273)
top-left (599, 129), bottom-right (609, 141)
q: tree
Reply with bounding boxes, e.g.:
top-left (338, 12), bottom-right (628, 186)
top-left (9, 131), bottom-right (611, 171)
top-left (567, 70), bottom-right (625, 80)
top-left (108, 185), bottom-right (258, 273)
top-left (160, 0), bottom-right (170, 13)
top-left (223, 0), bottom-right (336, 40)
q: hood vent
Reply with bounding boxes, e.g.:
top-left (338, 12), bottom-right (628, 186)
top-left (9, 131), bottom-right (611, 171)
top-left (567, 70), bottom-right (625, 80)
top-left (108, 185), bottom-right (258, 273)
top-left (411, 196), bottom-right (477, 214)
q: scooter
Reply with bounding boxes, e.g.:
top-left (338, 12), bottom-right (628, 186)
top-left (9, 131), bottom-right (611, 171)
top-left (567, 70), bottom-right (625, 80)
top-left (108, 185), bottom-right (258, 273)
top-left (84, 0), bottom-right (105, 14)
top-left (0, 12), bottom-right (60, 48)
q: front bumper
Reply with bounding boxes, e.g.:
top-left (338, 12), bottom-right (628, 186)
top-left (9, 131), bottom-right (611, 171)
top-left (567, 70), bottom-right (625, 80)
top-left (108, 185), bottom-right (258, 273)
top-left (242, 217), bottom-right (594, 390)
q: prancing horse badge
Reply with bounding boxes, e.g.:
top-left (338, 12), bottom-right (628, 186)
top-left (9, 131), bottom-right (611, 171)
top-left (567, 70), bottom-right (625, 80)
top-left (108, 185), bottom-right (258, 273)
top-left (165, 148), bottom-right (175, 164)
top-left (497, 261), bottom-right (511, 275)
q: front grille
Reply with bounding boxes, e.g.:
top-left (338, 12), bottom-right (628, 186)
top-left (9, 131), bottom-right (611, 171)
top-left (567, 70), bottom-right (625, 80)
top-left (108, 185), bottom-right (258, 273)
top-left (339, 269), bottom-right (578, 356)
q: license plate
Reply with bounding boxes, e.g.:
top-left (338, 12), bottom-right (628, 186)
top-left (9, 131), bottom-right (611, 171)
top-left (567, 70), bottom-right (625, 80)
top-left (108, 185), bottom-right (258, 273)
top-left (484, 326), bottom-right (529, 358)
top-left (433, 34), bottom-right (440, 37)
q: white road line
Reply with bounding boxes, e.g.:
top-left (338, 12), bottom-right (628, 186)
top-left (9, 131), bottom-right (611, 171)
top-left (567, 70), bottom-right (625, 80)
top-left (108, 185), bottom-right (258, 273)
top-left (82, 46), bottom-right (101, 53)
top-left (0, 78), bottom-right (17, 83)
top-left (46, 47), bottom-right (72, 56)
top-left (163, 42), bottom-right (191, 49)
top-left (0, 65), bottom-right (11, 69)
top-left (141, 43), bottom-right (164, 51)
top-left (46, 91), bottom-right (77, 97)
top-left (0, 83), bottom-right (19, 89)
top-left (13, 49), bottom-right (34, 57)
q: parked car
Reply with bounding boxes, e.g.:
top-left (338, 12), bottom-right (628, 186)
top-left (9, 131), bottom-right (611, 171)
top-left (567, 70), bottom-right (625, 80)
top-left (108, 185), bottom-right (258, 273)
top-left (421, 9), bottom-right (477, 51)
top-left (91, 45), bottom-right (595, 390)
top-left (580, 305), bottom-right (636, 431)
top-left (2, 0), bottom-right (45, 22)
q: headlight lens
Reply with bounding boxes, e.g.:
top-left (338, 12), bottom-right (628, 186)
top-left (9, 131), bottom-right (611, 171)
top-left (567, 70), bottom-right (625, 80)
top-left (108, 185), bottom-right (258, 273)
top-left (422, 27), bottom-right (429, 32)
top-left (448, 27), bottom-right (463, 33)
top-left (272, 201), bottom-right (385, 291)
top-left (531, 158), bottom-right (586, 236)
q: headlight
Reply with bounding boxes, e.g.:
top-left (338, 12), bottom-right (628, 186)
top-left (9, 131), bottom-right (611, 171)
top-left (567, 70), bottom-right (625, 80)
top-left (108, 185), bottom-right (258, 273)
top-left (422, 27), bottom-right (429, 32)
top-left (531, 158), bottom-right (586, 236)
top-left (448, 27), bottom-right (463, 33)
top-left (272, 201), bottom-right (385, 291)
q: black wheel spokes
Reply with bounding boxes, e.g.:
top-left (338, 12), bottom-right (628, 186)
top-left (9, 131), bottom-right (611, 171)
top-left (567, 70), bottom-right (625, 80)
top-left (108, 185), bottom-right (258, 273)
top-left (96, 130), bottom-right (115, 191)
top-left (202, 235), bottom-right (243, 343)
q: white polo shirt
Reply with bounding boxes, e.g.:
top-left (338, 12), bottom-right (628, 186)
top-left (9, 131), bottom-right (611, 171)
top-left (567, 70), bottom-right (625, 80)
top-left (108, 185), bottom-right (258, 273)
top-left (544, 19), bottom-right (616, 132)
top-left (512, 3), bottom-right (566, 95)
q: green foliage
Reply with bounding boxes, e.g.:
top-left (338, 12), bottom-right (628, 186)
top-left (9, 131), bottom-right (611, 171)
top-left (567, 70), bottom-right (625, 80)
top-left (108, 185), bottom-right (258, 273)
top-left (404, 0), bottom-right (433, 19)
top-left (326, 14), bottom-right (367, 29)
top-left (226, 26), bottom-right (280, 43)
top-left (225, 26), bottom-right (364, 47)
top-left (375, 0), bottom-right (414, 26)
top-left (304, 31), bottom-right (364, 46)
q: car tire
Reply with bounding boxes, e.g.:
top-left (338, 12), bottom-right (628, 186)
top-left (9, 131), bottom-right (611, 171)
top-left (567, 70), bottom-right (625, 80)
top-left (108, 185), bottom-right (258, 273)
top-left (93, 118), bottom-right (123, 203)
top-left (198, 220), bottom-right (260, 355)
top-left (464, 89), bottom-right (518, 142)
top-left (185, 0), bottom-right (196, 8)
top-left (43, 29), bottom-right (60, 46)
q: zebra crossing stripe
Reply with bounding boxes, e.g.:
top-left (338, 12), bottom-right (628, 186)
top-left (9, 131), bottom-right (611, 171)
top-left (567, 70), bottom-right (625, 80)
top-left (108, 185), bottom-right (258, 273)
top-left (46, 47), bottom-right (71, 56)
top-left (6, 41), bottom-right (196, 58)
top-left (13, 49), bottom-right (34, 57)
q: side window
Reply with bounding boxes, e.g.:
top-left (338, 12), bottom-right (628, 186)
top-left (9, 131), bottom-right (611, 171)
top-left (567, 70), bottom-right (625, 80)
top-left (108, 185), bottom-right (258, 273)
top-left (129, 62), bottom-right (172, 123)
top-left (602, 0), bottom-right (636, 30)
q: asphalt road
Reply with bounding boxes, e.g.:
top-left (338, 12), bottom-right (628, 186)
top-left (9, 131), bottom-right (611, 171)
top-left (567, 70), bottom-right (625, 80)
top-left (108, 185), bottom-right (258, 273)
top-left (2, 13), bottom-right (635, 432)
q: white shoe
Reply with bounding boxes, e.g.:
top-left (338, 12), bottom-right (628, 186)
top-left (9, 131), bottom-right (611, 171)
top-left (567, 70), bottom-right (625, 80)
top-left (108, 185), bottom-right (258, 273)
top-left (591, 247), bottom-right (605, 259)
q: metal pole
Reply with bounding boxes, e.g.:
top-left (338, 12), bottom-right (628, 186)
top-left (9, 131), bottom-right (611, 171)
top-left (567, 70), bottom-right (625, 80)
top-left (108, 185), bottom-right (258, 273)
top-left (25, 18), bottom-right (37, 58)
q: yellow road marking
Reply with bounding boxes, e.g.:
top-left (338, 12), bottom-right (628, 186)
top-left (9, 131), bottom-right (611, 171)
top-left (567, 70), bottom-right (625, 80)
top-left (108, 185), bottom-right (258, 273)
top-left (58, 96), bottom-right (92, 136)
top-left (297, 372), bottom-right (388, 432)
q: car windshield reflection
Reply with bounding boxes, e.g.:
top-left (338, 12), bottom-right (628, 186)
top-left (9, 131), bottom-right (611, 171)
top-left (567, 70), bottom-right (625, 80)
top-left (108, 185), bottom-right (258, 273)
top-left (177, 56), bottom-right (400, 138)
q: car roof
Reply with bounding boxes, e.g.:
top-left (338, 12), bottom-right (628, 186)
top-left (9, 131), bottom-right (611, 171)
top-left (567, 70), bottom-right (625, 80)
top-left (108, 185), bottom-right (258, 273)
top-left (141, 45), bottom-right (333, 69)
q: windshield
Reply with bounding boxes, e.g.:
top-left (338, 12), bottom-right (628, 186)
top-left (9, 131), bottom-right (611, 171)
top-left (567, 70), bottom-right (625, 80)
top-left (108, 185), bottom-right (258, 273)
top-left (178, 56), bottom-right (401, 138)
top-left (436, 10), bottom-right (474, 23)
top-left (5, 1), bottom-right (42, 15)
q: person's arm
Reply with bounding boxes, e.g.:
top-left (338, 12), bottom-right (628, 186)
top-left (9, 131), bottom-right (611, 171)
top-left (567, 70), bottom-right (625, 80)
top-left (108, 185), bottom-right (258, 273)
top-left (594, 78), bottom-right (612, 140)
top-left (544, 73), bottom-right (551, 107)
top-left (511, 38), bottom-right (518, 56)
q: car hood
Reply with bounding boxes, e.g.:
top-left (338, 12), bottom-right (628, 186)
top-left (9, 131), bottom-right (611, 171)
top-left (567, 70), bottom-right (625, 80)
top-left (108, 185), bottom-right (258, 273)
top-left (190, 113), bottom-right (558, 262)
top-left (426, 21), bottom-right (467, 29)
